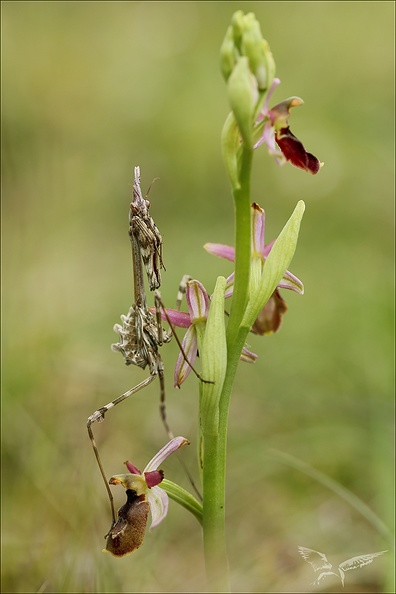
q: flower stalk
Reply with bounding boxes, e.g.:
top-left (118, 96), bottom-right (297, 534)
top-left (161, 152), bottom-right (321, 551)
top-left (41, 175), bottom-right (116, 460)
top-left (196, 11), bottom-right (317, 590)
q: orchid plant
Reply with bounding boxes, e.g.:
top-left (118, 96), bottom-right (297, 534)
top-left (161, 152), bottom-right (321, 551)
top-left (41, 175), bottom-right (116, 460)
top-left (106, 10), bottom-right (321, 591)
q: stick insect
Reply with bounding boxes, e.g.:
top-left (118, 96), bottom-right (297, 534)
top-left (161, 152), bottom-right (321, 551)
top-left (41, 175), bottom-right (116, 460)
top-left (87, 166), bottom-right (201, 528)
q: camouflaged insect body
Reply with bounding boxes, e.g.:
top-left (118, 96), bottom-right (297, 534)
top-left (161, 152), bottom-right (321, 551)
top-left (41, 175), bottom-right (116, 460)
top-left (129, 168), bottom-right (164, 291)
top-left (112, 305), bottom-right (171, 372)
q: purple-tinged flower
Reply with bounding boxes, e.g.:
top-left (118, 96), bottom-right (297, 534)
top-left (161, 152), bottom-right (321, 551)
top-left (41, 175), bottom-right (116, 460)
top-left (154, 280), bottom-right (257, 388)
top-left (254, 78), bottom-right (322, 174)
top-left (166, 280), bottom-right (209, 388)
top-left (204, 202), bottom-right (304, 335)
top-left (105, 436), bottom-right (189, 557)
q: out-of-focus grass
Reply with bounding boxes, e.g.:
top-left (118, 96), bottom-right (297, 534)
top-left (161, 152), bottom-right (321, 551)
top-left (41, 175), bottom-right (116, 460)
top-left (2, 3), bottom-right (394, 593)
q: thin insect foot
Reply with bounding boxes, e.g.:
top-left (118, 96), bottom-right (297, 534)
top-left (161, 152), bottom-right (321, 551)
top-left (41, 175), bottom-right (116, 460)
top-left (87, 409), bottom-right (106, 426)
top-left (198, 375), bottom-right (215, 385)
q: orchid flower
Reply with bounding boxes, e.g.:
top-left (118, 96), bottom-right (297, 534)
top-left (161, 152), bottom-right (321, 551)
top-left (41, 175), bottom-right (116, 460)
top-left (153, 280), bottom-right (257, 388)
top-left (254, 78), bottom-right (322, 174)
top-left (105, 436), bottom-right (189, 557)
top-left (204, 202), bottom-right (304, 335)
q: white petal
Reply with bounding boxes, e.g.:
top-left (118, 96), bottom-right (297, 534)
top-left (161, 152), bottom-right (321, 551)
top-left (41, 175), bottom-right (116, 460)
top-left (144, 436), bottom-right (190, 472)
top-left (147, 486), bottom-right (169, 529)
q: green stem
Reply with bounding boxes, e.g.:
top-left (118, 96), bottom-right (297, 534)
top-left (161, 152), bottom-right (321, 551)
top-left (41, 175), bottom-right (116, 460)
top-left (200, 326), bottom-right (248, 586)
top-left (198, 320), bottom-right (230, 591)
top-left (202, 428), bottom-right (229, 591)
top-left (226, 146), bottom-right (253, 343)
top-left (200, 147), bottom-right (253, 592)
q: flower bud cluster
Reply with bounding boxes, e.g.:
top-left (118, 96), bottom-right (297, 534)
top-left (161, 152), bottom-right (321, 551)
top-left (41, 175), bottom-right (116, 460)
top-left (220, 11), bottom-right (275, 91)
top-left (220, 11), bottom-right (275, 148)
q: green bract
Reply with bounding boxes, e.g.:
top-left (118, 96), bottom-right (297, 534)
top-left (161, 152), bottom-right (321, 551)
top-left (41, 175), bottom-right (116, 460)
top-left (242, 200), bottom-right (306, 330)
top-left (161, 479), bottom-right (203, 525)
top-left (200, 276), bottom-right (227, 435)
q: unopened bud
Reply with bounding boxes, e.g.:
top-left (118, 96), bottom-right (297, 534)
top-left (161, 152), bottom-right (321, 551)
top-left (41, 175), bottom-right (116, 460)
top-left (231, 10), bottom-right (245, 49)
top-left (226, 11), bottom-right (276, 92)
top-left (227, 56), bottom-right (258, 148)
top-left (260, 39), bottom-right (275, 90)
top-left (220, 25), bottom-right (238, 82)
top-left (240, 14), bottom-right (273, 91)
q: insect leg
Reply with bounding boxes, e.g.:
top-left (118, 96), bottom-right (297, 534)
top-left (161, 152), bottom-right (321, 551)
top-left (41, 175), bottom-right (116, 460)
top-left (157, 362), bottom-right (173, 440)
top-left (87, 374), bottom-right (156, 527)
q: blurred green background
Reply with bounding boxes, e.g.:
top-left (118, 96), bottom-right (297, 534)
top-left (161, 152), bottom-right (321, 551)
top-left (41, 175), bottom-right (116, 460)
top-left (2, 2), bottom-right (394, 593)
